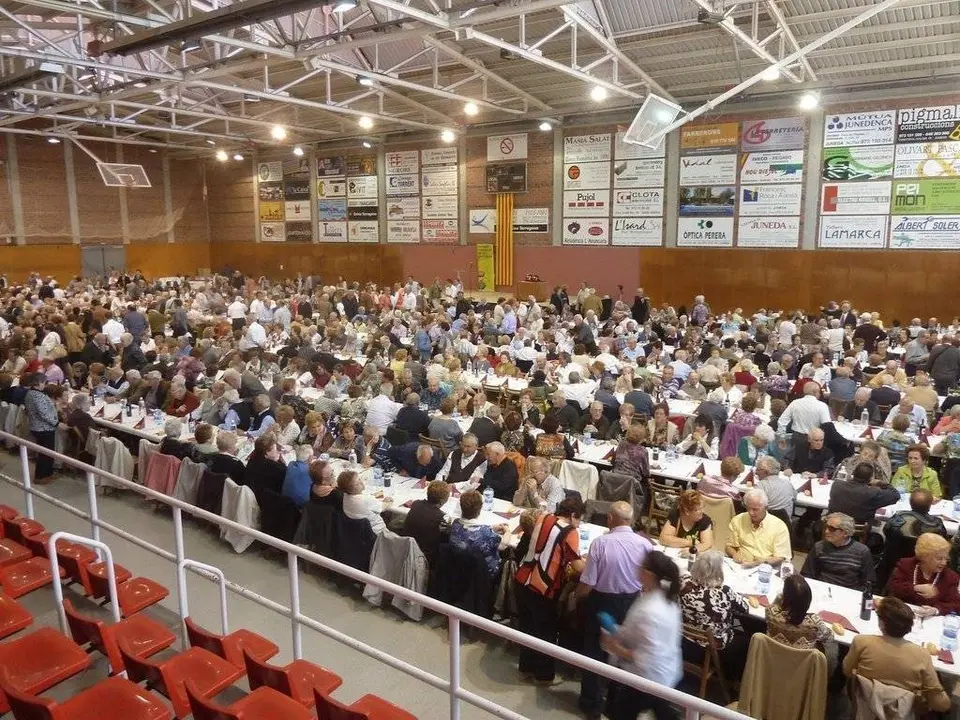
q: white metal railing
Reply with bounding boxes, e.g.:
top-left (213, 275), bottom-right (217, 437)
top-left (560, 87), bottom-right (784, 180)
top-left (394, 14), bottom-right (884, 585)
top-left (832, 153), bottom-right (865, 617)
top-left (0, 429), bottom-right (750, 720)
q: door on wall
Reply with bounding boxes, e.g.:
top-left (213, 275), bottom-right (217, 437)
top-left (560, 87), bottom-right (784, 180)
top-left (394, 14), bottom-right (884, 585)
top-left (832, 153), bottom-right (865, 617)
top-left (81, 246), bottom-right (126, 280)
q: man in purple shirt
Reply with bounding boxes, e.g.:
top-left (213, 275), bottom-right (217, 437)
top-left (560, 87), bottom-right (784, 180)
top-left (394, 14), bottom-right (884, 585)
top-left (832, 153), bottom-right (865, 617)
top-left (575, 501), bottom-right (651, 717)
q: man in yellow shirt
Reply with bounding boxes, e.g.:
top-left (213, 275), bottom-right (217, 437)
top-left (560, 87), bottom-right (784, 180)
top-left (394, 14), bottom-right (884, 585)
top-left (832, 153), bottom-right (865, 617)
top-left (726, 488), bottom-right (792, 567)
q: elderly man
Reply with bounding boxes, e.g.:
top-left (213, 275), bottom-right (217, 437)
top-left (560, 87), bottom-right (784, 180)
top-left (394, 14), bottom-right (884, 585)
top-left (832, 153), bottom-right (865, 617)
top-left (437, 433), bottom-right (487, 484)
top-left (421, 376), bottom-right (448, 412)
top-left (905, 372), bottom-right (939, 415)
top-left (799, 352), bottom-right (832, 387)
top-left (239, 314), bottom-right (267, 352)
top-left (678, 371), bottom-right (707, 402)
top-left (929, 335), bottom-right (960, 394)
top-left (828, 462), bottom-right (900, 524)
top-left (822, 318), bottom-right (845, 355)
top-left (904, 330), bottom-right (931, 375)
top-left (479, 442), bottom-right (518, 500)
top-left (884, 488), bottom-right (947, 542)
top-left (777, 382), bottom-right (831, 435)
top-left (395, 392), bottom-right (430, 438)
top-left (575, 500), bottom-right (651, 717)
top-left (853, 312), bottom-right (885, 353)
top-left (389, 442), bottom-right (443, 480)
top-left (245, 394), bottom-right (275, 438)
top-left (466, 405), bottom-right (502, 448)
top-left (787, 428), bottom-right (836, 477)
top-left (755, 456), bottom-right (796, 525)
top-left (544, 392), bottom-right (581, 433)
top-left (801, 512), bottom-right (875, 590)
top-left (365, 382), bottom-right (401, 433)
top-left (513, 456), bottom-right (565, 512)
top-left (222, 367), bottom-right (266, 400)
top-left (842, 386), bottom-right (880, 425)
top-left (726, 488), bottom-right (792, 567)
top-left (868, 360), bottom-right (908, 389)
top-left (884, 396), bottom-right (927, 434)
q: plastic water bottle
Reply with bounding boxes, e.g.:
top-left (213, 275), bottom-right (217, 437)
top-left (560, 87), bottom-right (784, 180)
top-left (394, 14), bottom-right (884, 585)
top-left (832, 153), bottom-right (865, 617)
top-left (138, 399), bottom-right (146, 416)
top-left (943, 613), bottom-right (959, 651)
top-left (482, 487), bottom-right (494, 510)
top-left (953, 494), bottom-right (960, 514)
top-left (371, 467), bottom-right (382, 488)
top-left (860, 409), bottom-right (870, 426)
top-left (666, 444), bottom-right (677, 462)
top-left (837, 465), bottom-right (849, 482)
top-left (583, 431), bottom-right (593, 445)
top-left (757, 563), bottom-right (772, 594)
top-left (466, 360), bottom-right (473, 375)
top-left (348, 449), bottom-right (357, 467)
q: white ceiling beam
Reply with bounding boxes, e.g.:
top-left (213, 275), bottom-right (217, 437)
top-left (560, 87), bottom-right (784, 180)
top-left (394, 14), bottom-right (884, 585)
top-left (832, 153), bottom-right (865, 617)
top-left (763, 0), bottom-right (816, 81)
top-left (0, 125), bottom-right (202, 150)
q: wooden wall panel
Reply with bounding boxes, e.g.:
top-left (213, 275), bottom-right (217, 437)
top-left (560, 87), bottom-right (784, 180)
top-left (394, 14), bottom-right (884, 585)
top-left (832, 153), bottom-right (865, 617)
top-left (0, 244), bottom-right (80, 282)
top-left (123, 147), bottom-right (166, 242)
top-left (206, 161), bottom-right (254, 242)
top-left (126, 242), bottom-right (211, 278)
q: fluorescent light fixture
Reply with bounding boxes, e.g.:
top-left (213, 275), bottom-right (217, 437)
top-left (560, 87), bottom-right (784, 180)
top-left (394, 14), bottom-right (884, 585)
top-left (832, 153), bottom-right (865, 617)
top-left (440, 129), bottom-right (456, 143)
top-left (293, 146), bottom-right (304, 156)
top-left (233, 152), bottom-right (244, 161)
top-left (216, 149), bottom-right (228, 161)
top-left (358, 116), bottom-right (374, 129)
top-left (538, 121), bottom-right (552, 132)
top-left (133, 81), bottom-right (148, 88)
top-left (149, 149), bottom-right (158, 153)
top-left (798, 91), bottom-right (820, 110)
top-left (47, 137), bottom-right (61, 144)
top-left (332, 0), bottom-right (357, 10)
top-left (180, 39), bottom-right (202, 52)
top-left (361, 141), bottom-right (372, 149)
top-left (357, 76), bottom-right (374, 87)
top-left (205, 139), bottom-right (216, 146)
top-left (590, 85), bottom-right (607, 102)
top-left (271, 125), bottom-right (287, 140)
top-left (761, 66), bottom-right (780, 81)
top-left (463, 101), bottom-right (479, 116)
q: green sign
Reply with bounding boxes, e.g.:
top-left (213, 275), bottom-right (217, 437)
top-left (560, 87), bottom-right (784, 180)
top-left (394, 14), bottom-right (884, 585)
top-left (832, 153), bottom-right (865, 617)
top-left (822, 146), bottom-right (894, 181)
top-left (890, 179), bottom-right (960, 214)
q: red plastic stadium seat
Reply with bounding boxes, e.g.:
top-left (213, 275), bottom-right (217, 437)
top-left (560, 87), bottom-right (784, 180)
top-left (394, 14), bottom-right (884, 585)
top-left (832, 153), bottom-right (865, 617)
top-left (314, 690), bottom-right (418, 720)
top-left (185, 616), bottom-right (278, 670)
top-left (0, 558), bottom-right (65, 599)
top-left (242, 647), bottom-right (342, 708)
top-left (84, 566), bottom-right (168, 617)
top-left (0, 627), bottom-right (91, 713)
top-left (118, 636), bottom-right (243, 719)
top-left (185, 679), bottom-right (313, 720)
top-left (2, 517), bottom-right (43, 546)
top-left (0, 541), bottom-right (32, 569)
top-left (0, 593), bottom-right (31, 640)
top-left (62, 599), bottom-right (175, 675)
top-left (55, 549), bottom-right (124, 597)
top-left (2, 673), bottom-right (172, 720)
top-left (0, 508), bottom-right (19, 538)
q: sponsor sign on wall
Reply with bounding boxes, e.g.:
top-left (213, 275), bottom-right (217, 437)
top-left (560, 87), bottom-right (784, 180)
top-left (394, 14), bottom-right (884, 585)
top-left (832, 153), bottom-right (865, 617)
top-left (821, 181), bottom-right (892, 215)
top-left (487, 133), bottom-right (528, 161)
top-left (614, 130), bottom-right (665, 159)
top-left (258, 202), bottom-right (284, 221)
top-left (421, 195), bottom-right (458, 219)
top-left (422, 147), bottom-right (458, 166)
top-left (739, 184), bottom-right (803, 216)
top-left (257, 161), bottom-right (282, 183)
top-left (385, 197), bottom-right (420, 220)
top-left (894, 142), bottom-right (960, 178)
top-left (348, 221), bottom-right (379, 243)
top-left (739, 150), bottom-right (805, 184)
top-left (385, 150), bottom-right (419, 175)
top-left (679, 154), bottom-right (738, 185)
top-left (563, 134), bottom-right (611, 164)
top-left (385, 173), bottom-right (419, 196)
top-left (736, 216), bottom-right (801, 247)
top-left (890, 179), bottom-right (960, 215)
top-left (422, 219), bottom-right (459, 244)
top-left (611, 217), bottom-right (663, 246)
top-left (285, 221), bottom-right (313, 242)
top-left (347, 205), bottom-right (378, 220)
top-left (740, 117), bottom-right (806, 151)
top-left (258, 183), bottom-right (283, 202)
top-left (317, 199), bottom-right (347, 221)
top-left (822, 146), bottom-right (894, 181)
top-left (345, 154), bottom-right (377, 176)
top-left (316, 221), bottom-right (347, 242)
top-left (678, 186), bottom-right (736, 217)
top-left (823, 111), bottom-right (896, 147)
top-left (513, 208), bottom-right (549, 233)
top-left (676, 217), bottom-right (734, 247)
top-left (259, 222), bottom-right (284, 242)
top-left (818, 215), bottom-right (887, 248)
top-left (897, 105), bottom-right (960, 143)
top-left (317, 156), bottom-right (345, 178)
top-left (347, 175), bottom-right (378, 199)
top-left (386, 220), bottom-right (420, 243)
top-left (282, 158), bottom-right (310, 179)
top-left (469, 208), bottom-right (495, 234)
top-left (612, 159), bottom-right (665, 188)
top-left (283, 180), bottom-right (310, 200)
top-left (316, 178), bottom-right (345, 198)
top-left (284, 200), bottom-right (310, 221)
top-left (563, 190), bottom-right (609, 217)
top-left (889, 214), bottom-right (960, 249)
top-left (680, 122), bottom-right (739, 152)
top-left (421, 168), bottom-right (458, 195)
top-left (562, 217), bottom-right (609, 245)
top-left (564, 162), bottom-right (610, 190)
top-left (612, 188), bottom-right (663, 217)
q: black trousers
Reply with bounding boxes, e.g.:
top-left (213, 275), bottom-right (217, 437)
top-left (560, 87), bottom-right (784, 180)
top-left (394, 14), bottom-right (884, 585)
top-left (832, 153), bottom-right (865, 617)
top-left (31, 430), bottom-right (56, 480)
top-left (516, 584), bottom-right (560, 681)
top-left (606, 681), bottom-right (680, 720)
top-left (579, 590), bottom-right (638, 714)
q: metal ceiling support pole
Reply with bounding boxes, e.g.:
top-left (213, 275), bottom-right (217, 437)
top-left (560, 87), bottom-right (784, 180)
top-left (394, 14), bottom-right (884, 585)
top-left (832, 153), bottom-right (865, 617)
top-left (764, 0), bottom-right (818, 81)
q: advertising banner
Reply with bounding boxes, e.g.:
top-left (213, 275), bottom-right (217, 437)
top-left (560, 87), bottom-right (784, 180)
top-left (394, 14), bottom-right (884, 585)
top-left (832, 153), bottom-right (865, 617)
top-left (348, 221), bottom-right (379, 243)
top-left (347, 175), bottom-right (378, 199)
top-left (422, 147), bottom-right (458, 166)
top-left (823, 111), bottom-right (896, 147)
top-left (283, 179), bottom-right (310, 200)
top-left (385, 150), bottom-right (418, 175)
top-left (316, 221), bottom-right (347, 242)
top-left (739, 150), bottom-right (804, 184)
top-left (385, 197), bottom-right (420, 220)
top-left (284, 221), bottom-right (313, 242)
top-left (821, 181), bottom-right (892, 215)
top-left (385, 173), bottom-right (419, 196)
top-left (679, 154), bottom-right (738, 185)
top-left (469, 208), bottom-right (495, 234)
top-left (562, 217), bottom-right (609, 245)
top-left (563, 134), bottom-right (611, 163)
top-left (612, 158), bottom-right (665, 188)
top-left (259, 222), bottom-right (284, 242)
top-left (889, 215), bottom-right (960, 249)
top-left (680, 122), bottom-right (739, 152)
top-left (258, 202), bottom-right (284, 221)
top-left (894, 142), bottom-right (960, 178)
top-left (421, 168), bottom-right (458, 195)
top-left (258, 183), bottom-right (283, 202)
top-left (613, 188), bottom-right (663, 217)
top-left (422, 219), bottom-right (458, 244)
top-left (676, 217), bottom-right (734, 247)
top-left (513, 208), bottom-right (549, 233)
top-left (740, 117), bottom-right (806, 151)
top-left (476, 244), bottom-right (495, 291)
top-left (890, 179), bottom-right (960, 215)
top-left (615, 130), bottom-right (665, 159)
top-left (421, 195), bottom-right (458, 219)
top-left (487, 133), bottom-right (528, 162)
top-left (564, 162), bottom-right (611, 190)
top-left (282, 158), bottom-right (310, 179)
top-left (818, 215), bottom-right (887, 248)
top-left (346, 154), bottom-right (377, 176)
top-left (284, 200), bottom-right (310, 222)
top-left (316, 178), bottom-right (345, 198)
top-left (317, 199), bottom-right (347, 221)
top-left (896, 105), bottom-right (960, 143)
top-left (257, 161), bottom-right (282, 183)
top-left (317, 156), bottom-right (345, 178)
top-left (611, 217), bottom-right (663, 246)
top-left (739, 184), bottom-right (802, 216)
top-left (822, 146), bottom-right (894, 181)
top-left (736, 217), bottom-right (800, 247)
top-left (386, 220), bottom-right (420, 243)
top-left (678, 186), bottom-right (736, 217)
top-left (563, 189), bottom-right (609, 216)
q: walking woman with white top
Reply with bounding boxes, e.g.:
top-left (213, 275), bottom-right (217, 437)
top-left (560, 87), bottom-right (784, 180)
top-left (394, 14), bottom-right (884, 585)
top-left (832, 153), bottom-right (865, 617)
top-left (600, 550), bottom-right (683, 720)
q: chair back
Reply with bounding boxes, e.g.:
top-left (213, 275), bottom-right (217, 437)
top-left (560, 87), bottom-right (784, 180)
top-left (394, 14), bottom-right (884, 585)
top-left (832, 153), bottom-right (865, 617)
top-left (138, 439), bottom-right (159, 483)
top-left (143, 452), bottom-right (181, 495)
top-left (647, 479), bottom-right (682, 530)
top-left (847, 670), bottom-right (918, 720)
top-left (116, 635), bottom-right (164, 689)
top-left (720, 423), bottom-right (755, 460)
top-left (173, 456), bottom-right (205, 505)
top-left (682, 624), bottom-right (730, 702)
top-left (738, 633), bottom-right (827, 720)
top-left (184, 616), bottom-right (226, 657)
top-left (504, 451), bottom-right (525, 476)
top-left (557, 460), bottom-right (599, 501)
top-left (56, 546), bottom-right (95, 595)
top-left (184, 679), bottom-right (241, 720)
top-left (417, 434), bottom-right (446, 459)
top-left (313, 689), bottom-right (368, 720)
top-left (196, 469), bottom-right (228, 515)
top-left (0, 670), bottom-right (57, 720)
top-left (242, 648), bottom-right (293, 696)
top-left (698, 494), bottom-right (735, 552)
top-left (385, 424), bottom-right (409, 447)
top-left (259, 490), bottom-right (302, 543)
top-left (597, 470), bottom-right (634, 503)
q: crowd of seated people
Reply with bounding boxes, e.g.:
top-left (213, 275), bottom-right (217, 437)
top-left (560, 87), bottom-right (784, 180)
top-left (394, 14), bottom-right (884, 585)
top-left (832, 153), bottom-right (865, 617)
top-left (5, 270), bottom-right (960, 718)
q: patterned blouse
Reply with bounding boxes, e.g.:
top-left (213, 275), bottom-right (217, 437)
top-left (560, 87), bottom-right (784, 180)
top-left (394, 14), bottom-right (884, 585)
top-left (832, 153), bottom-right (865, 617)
top-left (765, 598), bottom-right (832, 651)
top-left (679, 579), bottom-right (749, 649)
top-left (500, 429), bottom-right (526, 453)
top-left (450, 520), bottom-right (501, 577)
top-left (613, 441), bottom-right (649, 479)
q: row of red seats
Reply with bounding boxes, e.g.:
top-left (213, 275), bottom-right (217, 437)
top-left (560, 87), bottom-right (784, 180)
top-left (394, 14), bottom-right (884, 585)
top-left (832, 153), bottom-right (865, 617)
top-left (0, 504), bottom-right (419, 720)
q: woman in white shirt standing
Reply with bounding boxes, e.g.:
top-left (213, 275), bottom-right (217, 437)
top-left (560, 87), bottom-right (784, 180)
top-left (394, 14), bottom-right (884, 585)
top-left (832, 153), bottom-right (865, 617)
top-left (601, 550), bottom-right (683, 720)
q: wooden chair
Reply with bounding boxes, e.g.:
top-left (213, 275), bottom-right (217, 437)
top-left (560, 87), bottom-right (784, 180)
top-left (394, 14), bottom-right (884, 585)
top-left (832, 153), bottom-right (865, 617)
top-left (698, 494), bottom-right (735, 552)
top-left (682, 624), bottom-right (731, 702)
top-left (647, 480), bottom-right (682, 532)
top-left (852, 522), bottom-right (870, 545)
top-left (417, 434), bottom-right (447, 460)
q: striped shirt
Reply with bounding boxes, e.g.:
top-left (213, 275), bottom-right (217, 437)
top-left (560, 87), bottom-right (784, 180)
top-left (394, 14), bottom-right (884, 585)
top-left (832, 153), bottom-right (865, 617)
top-left (800, 538), bottom-right (874, 590)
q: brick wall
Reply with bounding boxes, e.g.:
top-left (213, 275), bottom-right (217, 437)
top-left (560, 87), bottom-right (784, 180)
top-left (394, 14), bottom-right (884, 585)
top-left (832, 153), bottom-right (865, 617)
top-left (206, 159), bottom-right (255, 243)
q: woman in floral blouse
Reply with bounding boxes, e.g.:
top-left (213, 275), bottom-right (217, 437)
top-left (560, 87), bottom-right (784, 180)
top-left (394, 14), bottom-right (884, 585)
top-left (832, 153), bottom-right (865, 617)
top-left (680, 551), bottom-right (749, 678)
top-left (765, 574), bottom-right (837, 673)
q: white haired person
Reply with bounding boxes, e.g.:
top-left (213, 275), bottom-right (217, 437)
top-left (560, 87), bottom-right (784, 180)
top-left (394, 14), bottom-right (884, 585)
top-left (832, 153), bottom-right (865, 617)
top-left (726, 488), bottom-right (792, 568)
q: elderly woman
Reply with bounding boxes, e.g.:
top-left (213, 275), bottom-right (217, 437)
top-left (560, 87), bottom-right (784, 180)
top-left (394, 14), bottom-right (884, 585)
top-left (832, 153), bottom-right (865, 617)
top-left (761, 361), bottom-right (792, 395)
top-left (679, 551), bottom-right (748, 676)
top-left (338, 384), bottom-right (368, 426)
top-left (307, 460), bottom-right (341, 508)
top-left (191, 422), bottom-right (218, 456)
top-left (934, 405), bottom-right (960, 436)
top-left (339, 469), bottom-right (391, 534)
top-left (449, 490), bottom-right (506, 576)
top-left (65, 392), bottom-right (94, 448)
top-left (281, 445), bottom-right (315, 508)
top-left (732, 359), bottom-right (759, 388)
top-left (297, 410), bottom-right (330, 453)
top-left (646, 402), bottom-right (678, 448)
top-left (698, 456), bottom-right (744, 501)
top-left (513, 456), bottom-right (565, 513)
top-left (327, 421), bottom-right (365, 462)
top-left (159, 418), bottom-right (192, 459)
top-left (612, 423), bottom-right (649, 479)
top-left (163, 380), bottom-right (199, 418)
top-left (578, 401), bottom-right (611, 439)
top-left (102, 365), bottom-right (129, 399)
top-left (428, 397), bottom-right (463, 453)
top-left (833, 439), bottom-right (892, 484)
top-left (660, 489), bottom-right (714, 552)
top-left (272, 404), bottom-right (300, 447)
top-left (843, 597), bottom-right (951, 713)
top-left (736, 424), bottom-right (776, 465)
top-left (676, 414), bottom-right (719, 460)
top-left (766, 575), bottom-right (837, 670)
top-left (531, 415), bottom-right (574, 460)
top-left (500, 411), bottom-right (527, 453)
top-left (120, 332), bottom-right (146, 371)
top-left (729, 391), bottom-right (763, 429)
top-left (877, 414), bottom-right (914, 472)
top-left (887, 532), bottom-right (960, 617)
top-left (245, 433), bottom-right (287, 500)
top-left (717, 372), bottom-right (743, 407)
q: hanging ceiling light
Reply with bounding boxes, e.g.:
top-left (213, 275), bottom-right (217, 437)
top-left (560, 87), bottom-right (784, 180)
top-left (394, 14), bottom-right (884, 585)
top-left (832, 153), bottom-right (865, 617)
top-left (361, 141), bottom-right (372, 149)
top-left (463, 101), bottom-right (479, 116)
top-left (440, 129), bottom-right (456, 143)
top-left (798, 91), bottom-right (820, 110)
top-left (216, 149), bottom-right (228, 161)
top-left (331, 0), bottom-right (357, 11)
top-left (271, 125), bottom-right (287, 140)
top-left (590, 85), bottom-right (608, 102)
top-left (293, 146), bottom-right (304, 156)
top-left (358, 116), bottom-right (374, 130)
top-left (233, 152), bottom-right (244, 161)
top-left (47, 137), bottom-right (61, 144)
top-left (538, 121), bottom-right (552, 132)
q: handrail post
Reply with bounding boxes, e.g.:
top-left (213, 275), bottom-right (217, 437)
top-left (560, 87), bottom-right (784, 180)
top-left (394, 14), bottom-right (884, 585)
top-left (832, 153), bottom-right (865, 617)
top-left (288, 552), bottom-right (302, 660)
top-left (685, 710), bottom-right (701, 720)
top-left (179, 559), bottom-right (229, 634)
top-left (84, 470), bottom-right (102, 560)
top-left (172, 507), bottom-right (188, 647)
top-left (448, 617), bottom-right (461, 720)
top-left (47, 532), bottom-right (120, 632)
top-left (18, 445), bottom-right (34, 519)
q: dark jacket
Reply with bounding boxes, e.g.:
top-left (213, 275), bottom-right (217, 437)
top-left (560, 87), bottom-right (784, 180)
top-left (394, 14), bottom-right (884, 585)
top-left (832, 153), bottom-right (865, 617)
top-left (827, 480), bottom-right (900, 524)
top-left (467, 416), bottom-right (501, 448)
top-left (623, 390), bottom-right (654, 419)
top-left (402, 500), bottom-right (447, 563)
top-left (388, 442), bottom-right (443, 479)
top-left (480, 458), bottom-right (519, 501)
top-left (245, 454), bottom-right (286, 500)
top-left (207, 452), bottom-right (246, 486)
top-left (395, 405), bottom-right (431, 437)
top-left (841, 399), bottom-right (880, 425)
